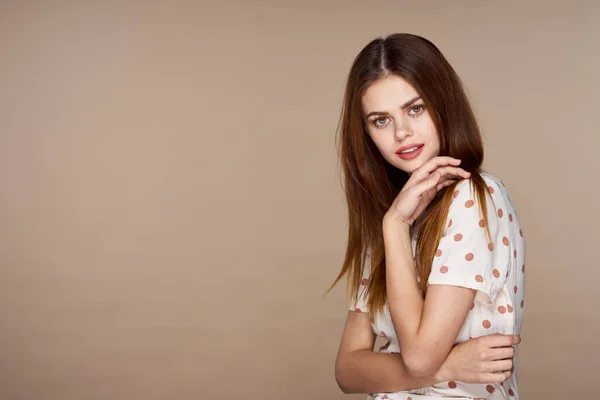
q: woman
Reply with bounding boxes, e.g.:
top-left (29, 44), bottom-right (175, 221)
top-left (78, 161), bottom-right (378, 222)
top-left (329, 34), bottom-right (526, 399)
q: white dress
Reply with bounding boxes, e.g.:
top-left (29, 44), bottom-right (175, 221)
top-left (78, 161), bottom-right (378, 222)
top-left (349, 172), bottom-right (526, 400)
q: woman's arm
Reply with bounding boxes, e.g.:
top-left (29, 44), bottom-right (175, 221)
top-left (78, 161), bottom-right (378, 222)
top-left (384, 224), bottom-right (475, 377)
top-left (335, 310), bottom-right (442, 393)
top-left (383, 222), bottom-right (477, 377)
top-left (335, 310), bottom-right (519, 394)
top-left (382, 175), bottom-right (507, 378)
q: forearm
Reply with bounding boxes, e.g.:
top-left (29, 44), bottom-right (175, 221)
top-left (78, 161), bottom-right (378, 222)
top-left (336, 349), bottom-right (443, 394)
top-left (383, 224), bottom-right (437, 375)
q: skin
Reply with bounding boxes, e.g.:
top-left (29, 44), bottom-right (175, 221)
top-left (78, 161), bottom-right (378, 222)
top-left (334, 75), bottom-right (520, 394)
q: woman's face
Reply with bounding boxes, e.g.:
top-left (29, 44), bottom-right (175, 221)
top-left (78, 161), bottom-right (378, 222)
top-left (361, 75), bottom-right (440, 175)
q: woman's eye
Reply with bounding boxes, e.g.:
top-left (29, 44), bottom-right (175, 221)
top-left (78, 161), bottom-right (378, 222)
top-left (373, 117), bottom-right (390, 128)
top-left (408, 105), bottom-right (425, 116)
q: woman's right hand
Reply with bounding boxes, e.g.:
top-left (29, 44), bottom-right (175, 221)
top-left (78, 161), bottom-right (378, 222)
top-left (435, 334), bottom-right (521, 384)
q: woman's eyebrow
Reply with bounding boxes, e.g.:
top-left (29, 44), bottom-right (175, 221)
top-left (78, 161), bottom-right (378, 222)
top-left (400, 96), bottom-right (422, 110)
top-left (365, 96), bottom-right (422, 118)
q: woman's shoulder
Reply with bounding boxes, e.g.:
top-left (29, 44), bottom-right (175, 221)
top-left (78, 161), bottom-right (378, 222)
top-left (452, 171), bottom-right (508, 198)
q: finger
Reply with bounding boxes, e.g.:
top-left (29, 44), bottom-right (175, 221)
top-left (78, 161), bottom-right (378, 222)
top-left (484, 359), bottom-right (513, 373)
top-left (422, 157), bottom-right (462, 174)
top-left (405, 157), bottom-right (462, 188)
top-left (477, 333), bottom-right (519, 348)
top-left (434, 166), bottom-right (471, 180)
top-left (436, 178), bottom-right (457, 191)
top-left (419, 171), bottom-right (442, 194)
top-left (488, 346), bottom-right (515, 360)
top-left (479, 371), bottom-right (512, 384)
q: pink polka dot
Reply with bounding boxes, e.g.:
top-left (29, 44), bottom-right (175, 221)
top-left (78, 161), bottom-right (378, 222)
top-left (465, 253), bottom-right (474, 261)
top-left (381, 331), bottom-right (386, 337)
top-left (509, 388), bottom-right (515, 396)
top-left (486, 385), bottom-right (495, 393)
top-left (514, 285), bottom-right (518, 293)
top-left (498, 306), bottom-right (506, 314)
top-left (493, 269), bottom-right (500, 278)
top-left (448, 219), bottom-right (453, 228)
top-left (503, 237), bottom-right (509, 246)
top-left (440, 266), bottom-right (449, 274)
top-left (509, 213), bottom-right (513, 222)
top-left (454, 233), bottom-right (463, 242)
top-left (465, 200), bottom-right (475, 208)
top-left (448, 381), bottom-right (457, 389)
top-left (514, 249), bottom-right (517, 258)
top-left (482, 320), bottom-right (491, 329)
top-left (522, 264), bottom-right (525, 273)
top-left (508, 304), bottom-right (513, 313)
top-left (520, 229), bottom-right (523, 237)
top-left (435, 249), bottom-right (442, 257)
top-left (488, 242), bottom-right (494, 251)
top-left (521, 300), bottom-right (525, 308)
top-left (354, 308), bottom-right (362, 312)
top-left (361, 278), bottom-right (368, 285)
top-left (479, 219), bottom-right (486, 227)
top-left (475, 275), bottom-right (483, 283)
top-left (498, 209), bottom-right (504, 218)
top-left (487, 186), bottom-right (495, 194)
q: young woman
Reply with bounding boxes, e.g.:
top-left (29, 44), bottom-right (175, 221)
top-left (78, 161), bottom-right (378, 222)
top-left (329, 34), bottom-right (526, 399)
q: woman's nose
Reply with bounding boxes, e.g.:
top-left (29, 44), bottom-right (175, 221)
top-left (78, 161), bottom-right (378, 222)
top-left (394, 123), bottom-right (414, 141)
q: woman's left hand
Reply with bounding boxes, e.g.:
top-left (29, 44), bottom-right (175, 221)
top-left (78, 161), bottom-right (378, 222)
top-left (383, 171), bottom-right (453, 231)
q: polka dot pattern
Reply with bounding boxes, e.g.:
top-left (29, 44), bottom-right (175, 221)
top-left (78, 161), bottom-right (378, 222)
top-left (448, 381), bottom-right (457, 389)
top-left (440, 266), bottom-right (449, 274)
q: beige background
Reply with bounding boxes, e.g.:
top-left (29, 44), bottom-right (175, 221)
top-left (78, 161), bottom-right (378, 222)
top-left (0, 1), bottom-right (598, 399)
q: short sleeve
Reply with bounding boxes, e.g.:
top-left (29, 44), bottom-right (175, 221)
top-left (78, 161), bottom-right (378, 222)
top-left (427, 179), bottom-right (508, 306)
top-left (348, 247), bottom-right (372, 312)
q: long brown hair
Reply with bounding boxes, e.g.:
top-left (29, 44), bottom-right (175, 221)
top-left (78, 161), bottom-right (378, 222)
top-left (327, 33), bottom-right (493, 321)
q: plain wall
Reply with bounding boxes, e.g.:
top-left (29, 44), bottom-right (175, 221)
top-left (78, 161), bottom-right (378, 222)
top-left (0, 1), bottom-right (599, 399)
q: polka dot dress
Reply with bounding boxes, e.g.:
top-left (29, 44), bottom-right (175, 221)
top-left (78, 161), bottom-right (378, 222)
top-left (349, 173), bottom-right (525, 400)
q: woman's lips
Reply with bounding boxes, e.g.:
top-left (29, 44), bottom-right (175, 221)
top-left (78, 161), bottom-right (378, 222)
top-left (396, 145), bottom-right (424, 160)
